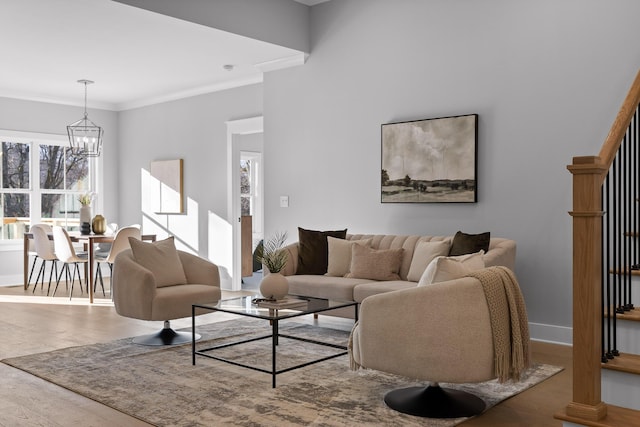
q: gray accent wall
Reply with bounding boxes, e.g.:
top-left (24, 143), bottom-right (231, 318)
top-left (263, 0), bottom-right (640, 339)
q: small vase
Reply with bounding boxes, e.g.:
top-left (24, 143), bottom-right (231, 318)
top-left (80, 222), bottom-right (91, 235)
top-left (92, 214), bottom-right (106, 235)
top-left (259, 272), bottom-right (289, 300)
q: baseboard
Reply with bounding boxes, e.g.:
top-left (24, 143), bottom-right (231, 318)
top-left (529, 321), bottom-right (573, 345)
top-left (0, 275), bottom-right (23, 287)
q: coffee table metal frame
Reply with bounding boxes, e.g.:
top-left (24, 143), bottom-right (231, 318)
top-left (192, 296), bottom-right (358, 388)
top-left (191, 296), bottom-right (358, 388)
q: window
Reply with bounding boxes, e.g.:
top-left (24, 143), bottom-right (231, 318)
top-left (0, 131), bottom-right (96, 242)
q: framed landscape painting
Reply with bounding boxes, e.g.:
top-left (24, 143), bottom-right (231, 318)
top-left (381, 114), bottom-right (478, 203)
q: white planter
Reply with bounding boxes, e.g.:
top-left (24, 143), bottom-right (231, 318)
top-left (80, 205), bottom-right (92, 224)
top-left (259, 272), bottom-right (289, 300)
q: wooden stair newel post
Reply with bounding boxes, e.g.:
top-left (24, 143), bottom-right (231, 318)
top-left (566, 155), bottom-right (608, 421)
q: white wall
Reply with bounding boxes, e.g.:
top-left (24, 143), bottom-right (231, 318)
top-left (117, 84), bottom-right (262, 287)
top-left (0, 96), bottom-right (118, 285)
top-left (263, 0), bottom-right (640, 340)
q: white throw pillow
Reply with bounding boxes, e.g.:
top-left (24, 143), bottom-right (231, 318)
top-left (406, 240), bottom-right (451, 282)
top-left (418, 250), bottom-right (485, 286)
top-left (326, 237), bottom-right (372, 277)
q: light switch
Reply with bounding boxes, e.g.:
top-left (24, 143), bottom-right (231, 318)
top-left (280, 195), bottom-right (289, 208)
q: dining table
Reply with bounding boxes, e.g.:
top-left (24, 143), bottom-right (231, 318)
top-left (23, 231), bottom-right (157, 303)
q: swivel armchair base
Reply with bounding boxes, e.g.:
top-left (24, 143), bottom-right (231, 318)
top-left (133, 321), bottom-right (201, 346)
top-left (384, 383), bottom-right (486, 418)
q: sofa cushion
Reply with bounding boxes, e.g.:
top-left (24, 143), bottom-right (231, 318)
top-left (326, 237), bottom-right (372, 277)
top-left (128, 236), bottom-right (187, 288)
top-left (449, 231), bottom-right (490, 256)
top-left (406, 240), bottom-right (451, 282)
top-left (353, 280), bottom-right (418, 303)
top-left (418, 250), bottom-right (485, 286)
top-left (153, 283), bottom-right (221, 321)
top-left (296, 227), bottom-right (347, 275)
top-left (287, 274), bottom-right (373, 301)
top-left (347, 234), bottom-right (428, 280)
top-left (346, 244), bottom-right (404, 281)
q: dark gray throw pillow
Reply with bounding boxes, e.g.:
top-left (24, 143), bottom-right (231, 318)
top-left (296, 227), bottom-right (347, 275)
top-left (448, 231), bottom-right (490, 256)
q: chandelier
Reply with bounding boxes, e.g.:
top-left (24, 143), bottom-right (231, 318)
top-left (67, 79), bottom-right (103, 157)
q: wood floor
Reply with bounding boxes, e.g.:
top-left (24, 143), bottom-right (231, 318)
top-left (0, 281), bottom-right (572, 426)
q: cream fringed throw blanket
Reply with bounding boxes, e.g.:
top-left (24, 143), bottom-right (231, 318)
top-left (467, 266), bottom-right (531, 383)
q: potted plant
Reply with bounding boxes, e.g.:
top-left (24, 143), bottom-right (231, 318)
top-left (255, 231), bottom-right (289, 300)
top-left (78, 192), bottom-right (94, 207)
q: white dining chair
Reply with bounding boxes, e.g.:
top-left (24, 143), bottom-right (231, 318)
top-left (26, 223), bottom-right (53, 290)
top-left (52, 226), bottom-right (88, 300)
top-left (30, 224), bottom-right (58, 295)
top-left (95, 223), bottom-right (119, 257)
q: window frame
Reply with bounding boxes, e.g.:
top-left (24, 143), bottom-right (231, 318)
top-left (0, 129), bottom-right (100, 250)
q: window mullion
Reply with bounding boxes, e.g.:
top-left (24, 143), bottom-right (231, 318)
top-left (31, 140), bottom-right (41, 224)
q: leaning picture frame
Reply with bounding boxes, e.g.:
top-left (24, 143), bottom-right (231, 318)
top-left (381, 114), bottom-right (478, 203)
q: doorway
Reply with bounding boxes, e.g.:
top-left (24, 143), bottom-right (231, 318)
top-left (239, 150), bottom-right (263, 289)
top-left (226, 117), bottom-right (263, 291)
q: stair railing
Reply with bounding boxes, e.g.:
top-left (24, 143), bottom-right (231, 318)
top-left (602, 107), bottom-right (639, 362)
top-left (566, 69), bottom-right (640, 422)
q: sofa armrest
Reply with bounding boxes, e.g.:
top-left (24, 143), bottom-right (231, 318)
top-left (485, 238), bottom-right (516, 270)
top-left (352, 276), bottom-right (495, 383)
top-left (275, 242), bottom-right (298, 276)
top-left (178, 250), bottom-right (220, 287)
top-left (112, 250), bottom-right (157, 320)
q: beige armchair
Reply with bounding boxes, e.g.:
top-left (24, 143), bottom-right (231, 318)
top-left (350, 269), bottom-right (529, 418)
top-left (112, 241), bottom-right (221, 346)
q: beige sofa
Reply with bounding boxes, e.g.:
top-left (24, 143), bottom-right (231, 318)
top-left (278, 234), bottom-right (516, 304)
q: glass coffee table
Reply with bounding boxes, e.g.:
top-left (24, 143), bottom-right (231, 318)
top-left (192, 295), bottom-right (358, 388)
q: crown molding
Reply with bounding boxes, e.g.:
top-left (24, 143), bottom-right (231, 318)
top-left (254, 52), bottom-right (308, 73)
top-left (0, 90), bottom-right (116, 111)
top-left (116, 75), bottom-right (264, 111)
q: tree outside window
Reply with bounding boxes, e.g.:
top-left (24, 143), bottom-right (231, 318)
top-left (0, 138), bottom-right (93, 240)
top-left (240, 159), bottom-right (252, 216)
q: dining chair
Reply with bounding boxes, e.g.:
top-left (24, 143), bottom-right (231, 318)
top-left (30, 224), bottom-right (58, 295)
top-left (52, 226), bottom-right (88, 300)
top-left (26, 223), bottom-right (53, 289)
top-left (26, 234), bottom-right (38, 289)
top-left (95, 223), bottom-right (119, 257)
top-left (94, 225), bottom-right (141, 297)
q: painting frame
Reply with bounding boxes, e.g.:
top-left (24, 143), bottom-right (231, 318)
top-left (381, 114), bottom-right (478, 203)
top-left (150, 158), bottom-right (184, 214)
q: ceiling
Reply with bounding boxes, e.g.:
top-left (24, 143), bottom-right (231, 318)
top-left (0, 0), bottom-right (318, 111)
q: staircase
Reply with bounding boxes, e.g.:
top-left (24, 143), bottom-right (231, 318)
top-left (555, 69), bottom-right (640, 426)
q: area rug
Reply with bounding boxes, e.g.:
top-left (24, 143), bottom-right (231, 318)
top-left (2, 318), bottom-right (562, 427)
